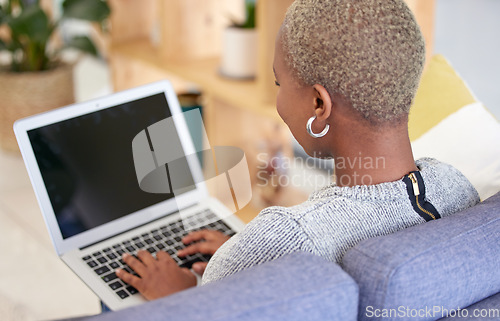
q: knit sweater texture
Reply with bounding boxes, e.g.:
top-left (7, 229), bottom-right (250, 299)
top-left (201, 158), bottom-right (480, 284)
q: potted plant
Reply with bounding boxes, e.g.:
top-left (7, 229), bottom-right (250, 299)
top-left (220, 0), bottom-right (257, 79)
top-left (0, 0), bottom-right (110, 152)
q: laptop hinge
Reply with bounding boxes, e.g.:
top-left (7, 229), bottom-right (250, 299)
top-left (79, 204), bottom-right (197, 250)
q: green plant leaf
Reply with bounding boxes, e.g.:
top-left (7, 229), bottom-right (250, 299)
top-left (62, 0), bottom-right (110, 22)
top-left (20, 0), bottom-right (40, 8)
top-left (0, 3), bottom-right (7, 24)
top-left (8, 5), bottom-right (52, 44)
top-left (233, 0), bottom-right (256, 29)
top-left (64, 35), bottom-right (98, 56)
top-left (7, 5), bottom-right (53, 71)
top-left (243, 1), bottom-right (256, 29)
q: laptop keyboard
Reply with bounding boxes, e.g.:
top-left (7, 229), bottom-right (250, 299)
top-left (81, 209), bottom-right (235, 300)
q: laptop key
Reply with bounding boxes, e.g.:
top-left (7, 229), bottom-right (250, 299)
top-left (102, 272), bottom-right (118, 283)
top-left (82, 255), bottom-right (91, 261)
top-left (179, 257), bottom-right (202, 269)
top-left (135, 242), bottom-right (145, 248)
top-left (94, 266), bottom-right (110, 275)
top-left (109, 281), bottom-right (123, 290)
top-left (87, 260), bottom-right (98, 268)
top-left (97, 257), bottom-right (108, 264)
top-left (110, 262), bottom-right (120, 269)
top-left (92, 251), bottom-right (102, 257)
top-left (107, 253), bottom-right (117, 260)
top-left (126, 286), bottom-right (139, 295)
top-left (117, 290), bottom-right (129, 299)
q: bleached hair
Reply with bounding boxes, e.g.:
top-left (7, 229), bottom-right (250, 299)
top-left (282, 0), bottom-right (426, 123)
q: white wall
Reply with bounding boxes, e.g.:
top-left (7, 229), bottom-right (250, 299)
top-left (434, 0), bottom-right (500, 119)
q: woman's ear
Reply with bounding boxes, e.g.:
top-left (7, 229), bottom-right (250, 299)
top-left (312, 84), bottom-right (333, 121)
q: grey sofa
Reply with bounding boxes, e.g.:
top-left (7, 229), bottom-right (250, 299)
top-left (63, 192), bottom-right (500, 321)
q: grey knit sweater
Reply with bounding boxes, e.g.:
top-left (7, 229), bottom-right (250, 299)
top-left (201, 158), bottom-right (479, 284)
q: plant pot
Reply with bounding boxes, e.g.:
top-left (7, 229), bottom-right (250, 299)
top-left (220, 27), bottom-right (258, 79)
top-left (0, 64), bottom-right (75, 153)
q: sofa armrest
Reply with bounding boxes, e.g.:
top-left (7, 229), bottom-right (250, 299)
top-left (343, 191), bottom-right (500, 321)
top-left (60, 252), bottom-right (358, 321)
top-left (437, 292), bottom-right (500, 321)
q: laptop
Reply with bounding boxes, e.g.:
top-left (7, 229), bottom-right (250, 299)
top-left (14, 80), bottom-right (248, 311)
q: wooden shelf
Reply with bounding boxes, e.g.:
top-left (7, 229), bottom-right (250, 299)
top-left (235, 204), bottom-right (259, 224)
top-left (110, 39), bottom-right (280, 121)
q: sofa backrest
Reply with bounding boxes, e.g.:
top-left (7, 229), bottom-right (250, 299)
top-left (62, 252), bottom-right (359, 321)
top-left (343, 192), bottom-right (500, 321)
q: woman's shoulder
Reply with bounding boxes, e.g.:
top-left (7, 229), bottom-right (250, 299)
top-left (416, 157), bottom-right (480, 215)
top-left (416, 157), bottom-right (478, 198)
top-left (257, 180), bottom-right (408, 222)
top-left (258, 157), bottom-right (479, 221)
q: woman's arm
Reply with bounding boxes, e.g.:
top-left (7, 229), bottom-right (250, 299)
top-left (202, 208), bottom-right (314, 284)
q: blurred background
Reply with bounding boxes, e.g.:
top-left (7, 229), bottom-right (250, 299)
top-left (0, 0), bottom-right (498, 320)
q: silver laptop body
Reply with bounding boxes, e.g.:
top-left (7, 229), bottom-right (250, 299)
top-left (14, 80), bottom-right (246, 310)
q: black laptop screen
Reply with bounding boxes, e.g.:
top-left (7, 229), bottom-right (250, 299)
top-left (28, 93), bottom-right (195, 239)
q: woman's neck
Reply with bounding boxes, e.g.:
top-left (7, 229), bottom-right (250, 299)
top-left (332, 122), bottom-right (417, 187)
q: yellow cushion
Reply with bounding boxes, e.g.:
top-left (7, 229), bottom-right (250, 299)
top-left (409, 54), bottom-right (476, 141)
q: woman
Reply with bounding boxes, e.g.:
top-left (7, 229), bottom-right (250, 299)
top-left (116, 0), bottom-right (479, 300)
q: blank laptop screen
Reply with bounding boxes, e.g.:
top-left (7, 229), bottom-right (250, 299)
top-left (27, 93), bottom-right (195, 239)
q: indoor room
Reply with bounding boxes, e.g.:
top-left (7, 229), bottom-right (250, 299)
top-left (0, 0), bottom-right (499, 320)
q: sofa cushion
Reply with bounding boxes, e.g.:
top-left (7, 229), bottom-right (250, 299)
top-left (342, 192), bottom-right (500, 321)
top-left (408, 54), bottom-right (500, 200)
top-left (437, 292), bottom-right (500, 321)
top-left (61, 252), bottom-right (358, 321)
top-left (408, 55), bottom-right (500, 200)
top-left (408, 54), bottom-right (478, 142)
top-left (411, 101), bottom-right (500, 200)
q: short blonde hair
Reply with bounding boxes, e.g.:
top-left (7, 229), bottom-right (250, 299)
top-left (282, 0), bottom-right (425, 123)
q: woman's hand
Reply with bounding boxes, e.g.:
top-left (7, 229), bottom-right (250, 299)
top-left (177, 229), bottom-right (231, 275)
top-left (116, 250), bottom-right (196, 301)
top-left (115, 229), bottom-right (230, 300)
